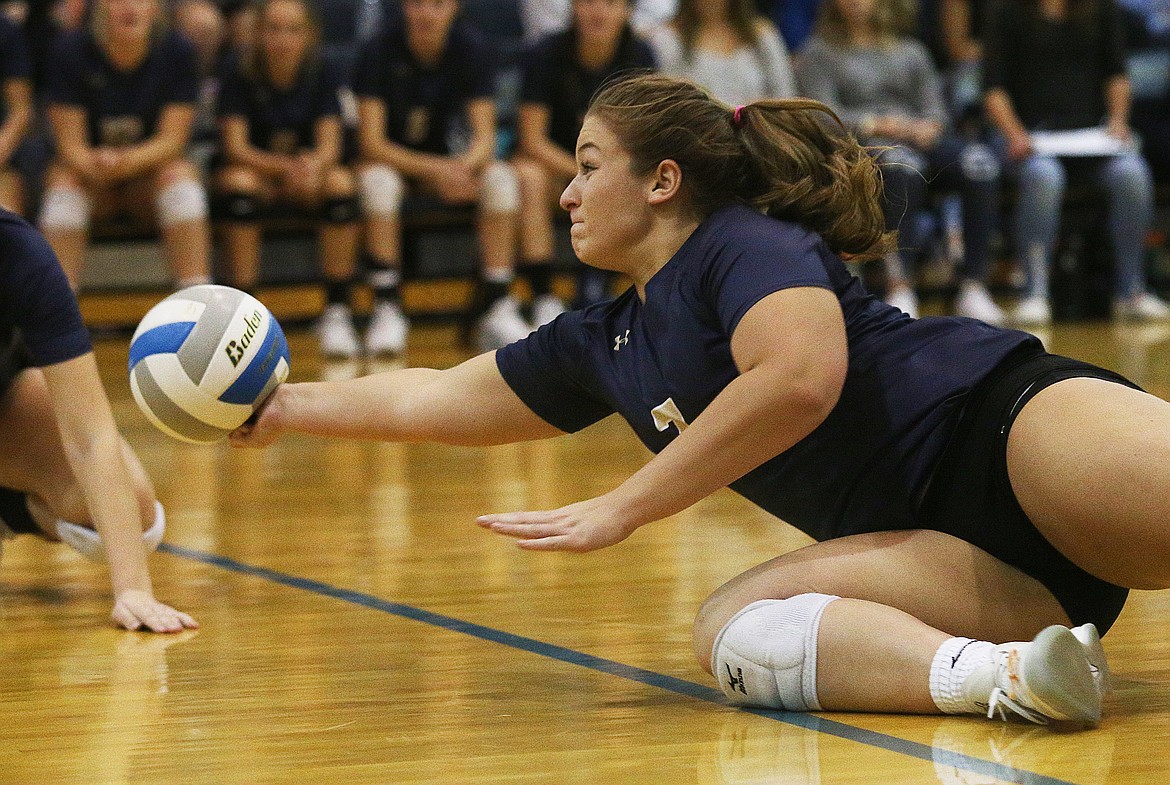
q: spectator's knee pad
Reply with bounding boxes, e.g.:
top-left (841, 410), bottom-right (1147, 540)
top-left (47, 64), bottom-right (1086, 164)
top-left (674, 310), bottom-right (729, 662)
top-left (211, 192), bottom-right (262, 222)
top-left (39, 184), bottom-right (90, 231)
top-left (711, 593), bottom-right (839, 711)
top-left (480, 161), bottom-right (520, 214)
top-left (360, 164), bottom-right (404, 217)
top-left (321, 194), bottom-right (360, 223)
top-left (960, 143), bottom-right (1000, 182)
top-left (156, 178), bottom-right (209, 227)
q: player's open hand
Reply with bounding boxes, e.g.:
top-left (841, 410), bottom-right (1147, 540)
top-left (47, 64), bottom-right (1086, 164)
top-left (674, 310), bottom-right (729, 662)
top-left (112, 590), bottom-right (199, 633)
top-left (477, 497), bottom-right (637, 553)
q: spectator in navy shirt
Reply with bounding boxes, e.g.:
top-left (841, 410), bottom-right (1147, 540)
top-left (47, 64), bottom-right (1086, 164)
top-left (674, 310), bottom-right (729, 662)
top-left (39, 0), bottom-right (212, 291)
top-left (354, 0), bottom-right (530, 355)
top-left (514, 0), bottom-right (656, 314)
top-left (231, 74), bottom-right (1170, 728)
top-left (214, 0), bottom-right (363, 358)
top-left (0, 209), bottom-right (198, 633)
top-left (0, 15), bottom-right (32, 214)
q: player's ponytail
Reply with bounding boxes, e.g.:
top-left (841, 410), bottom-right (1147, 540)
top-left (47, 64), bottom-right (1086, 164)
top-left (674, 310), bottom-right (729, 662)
top-left (588, 74), bottom-right (894, 262)
top-left (733, 100), bottom-right (894, 261)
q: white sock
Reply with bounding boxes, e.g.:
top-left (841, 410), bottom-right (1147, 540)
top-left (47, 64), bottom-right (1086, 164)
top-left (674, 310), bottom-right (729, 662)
top-left (929, 637), bottom-right (998, 714)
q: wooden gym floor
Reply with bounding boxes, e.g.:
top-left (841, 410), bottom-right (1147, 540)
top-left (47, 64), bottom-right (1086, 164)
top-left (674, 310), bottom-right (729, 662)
top-left (2, 312), bottom-right (1170, 784)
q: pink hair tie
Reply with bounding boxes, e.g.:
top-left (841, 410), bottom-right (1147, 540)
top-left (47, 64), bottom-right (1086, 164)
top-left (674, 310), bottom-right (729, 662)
top-left (733, 105), bottom-right (746, 126)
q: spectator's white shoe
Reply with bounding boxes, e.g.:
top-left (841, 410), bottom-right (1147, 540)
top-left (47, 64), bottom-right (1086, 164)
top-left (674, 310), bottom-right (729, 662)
top-left (316, 304), bottom-right (361, 359)
top-left (1013, 295), bottom-right (1052, 327)
top-left (986, 625), bottom-right (1101, 726)
top-left (954, 281), bottom-right (1006, 326)
top-left (474, 296), bottom-right (531, 351)
top-left (1114, 292), bottom-right (1170, 321)
top-left (885, 285), bottom-right (919, 318)
top-left (531, 294), bottom-right (567, 329)
top-left (366, 300), bottom-right (408, 356)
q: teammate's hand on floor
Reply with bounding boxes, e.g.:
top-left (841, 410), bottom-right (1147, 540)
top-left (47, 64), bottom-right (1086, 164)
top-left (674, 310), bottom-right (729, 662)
top-left (112, 590), bottom-right (199, 633)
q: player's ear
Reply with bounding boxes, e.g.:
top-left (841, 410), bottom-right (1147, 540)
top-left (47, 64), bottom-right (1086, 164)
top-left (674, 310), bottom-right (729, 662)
top-left (647, 159), bottom-right (682, 206)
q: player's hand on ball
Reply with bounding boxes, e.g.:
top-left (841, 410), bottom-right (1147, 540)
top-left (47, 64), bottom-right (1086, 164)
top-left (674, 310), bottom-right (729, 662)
top-left (112, 590), bottom-right (199, 633)
top-left (229, 384), bottom-right (287, 448)
top-left (477, 496), bottom-right (637, 553)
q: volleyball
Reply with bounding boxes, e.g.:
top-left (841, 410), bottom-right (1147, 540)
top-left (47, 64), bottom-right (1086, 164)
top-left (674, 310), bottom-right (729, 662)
top-left (128, 285), bottom-right (290, 444)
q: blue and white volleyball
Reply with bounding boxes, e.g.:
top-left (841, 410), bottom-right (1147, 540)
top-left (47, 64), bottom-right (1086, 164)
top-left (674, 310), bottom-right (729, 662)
top-left (128, 285), bottom-right (290, 444)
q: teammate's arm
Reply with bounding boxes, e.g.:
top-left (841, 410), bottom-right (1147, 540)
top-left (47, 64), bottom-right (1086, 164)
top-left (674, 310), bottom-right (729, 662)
top-left (231, 351), bottom-right (567, 448)
top-left (41, 353), bottom-right (197, 632)
top-left (479, 286), bottom-right (847, 552)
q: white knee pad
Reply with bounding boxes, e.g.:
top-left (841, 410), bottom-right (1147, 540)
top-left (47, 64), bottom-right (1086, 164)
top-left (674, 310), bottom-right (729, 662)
top-left (360, 164), bottom-right (405, 217)
top-left (156, 178), bottom-right (209, 227)
top-left (55, 501), bottom-right (166, 563)
top-left (480, 161), bottom-right (520, 214)
top-left (711, 593), bottom-right (839, 711)
top-left (39, 184), bottom-right (91, 231)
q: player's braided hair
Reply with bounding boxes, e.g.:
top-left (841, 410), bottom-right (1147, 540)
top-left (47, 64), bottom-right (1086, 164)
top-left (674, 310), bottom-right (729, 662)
top-left (587, 73), bottom-right (895, 262)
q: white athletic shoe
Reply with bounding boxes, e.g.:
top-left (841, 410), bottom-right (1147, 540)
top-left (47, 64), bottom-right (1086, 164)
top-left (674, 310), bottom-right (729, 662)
top-left (316, 304), bottom-right (361, 359)
top-left (986, 625), bottom-right (1101, 726)
top-left (1012, 295), bottom-right (1052, 327)
top-left (885, 285), bottom-right (919, 318)
top-left (366, 300), bottom-right (409, 356)
top-left (954, 281), bottom-right (1006, 326)
top-left (1070, 622), bottom-right (1113, 696)
top-left (531, 294), bottom-right (567, 328)
top-left (474, 295), bottom-right (531, 351)
top-left (1114, 292), bottom-right (1170, 321)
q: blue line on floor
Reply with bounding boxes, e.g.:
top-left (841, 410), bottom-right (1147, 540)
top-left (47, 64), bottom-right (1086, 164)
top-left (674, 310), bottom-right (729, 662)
top-left (160, 542), bottom-right (1078, 785)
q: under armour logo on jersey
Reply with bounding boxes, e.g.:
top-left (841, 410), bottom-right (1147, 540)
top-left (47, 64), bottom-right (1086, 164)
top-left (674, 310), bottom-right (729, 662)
top-left (726, 664), bottom-right (747, 695)
top-left (651, 398), bottom-right (689, 434)
top-left (614, 329), bottom-right (630, 351)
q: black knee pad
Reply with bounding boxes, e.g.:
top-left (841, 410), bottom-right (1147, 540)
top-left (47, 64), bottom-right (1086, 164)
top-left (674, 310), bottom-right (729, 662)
top-left (212, 192), bottom-right (262, 222)
top-left (321, 195), bottom-right (360, 224)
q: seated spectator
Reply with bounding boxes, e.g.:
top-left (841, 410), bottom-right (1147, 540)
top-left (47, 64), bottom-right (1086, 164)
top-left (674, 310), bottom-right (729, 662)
top-left (354, 0), bottom-right (530, 354)
top-left (798, 0), bottom-right (1005, 323)
top-left (647, 0), bottom-right (796, 106)
top-left (39, 0), bottom-right (212, 291)
top-left (0, 13), bottom-right (32, 214)
top-left (514, 0), bottom-right (655, 311)
top-left (213, 0), bottom-right (362, 358)
top-left (983, 0), bottom-right (1169, 325)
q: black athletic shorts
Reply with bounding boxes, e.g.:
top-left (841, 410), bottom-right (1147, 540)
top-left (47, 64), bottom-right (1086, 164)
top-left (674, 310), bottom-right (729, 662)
top-left (920, 343), bottom-right (1136, 633)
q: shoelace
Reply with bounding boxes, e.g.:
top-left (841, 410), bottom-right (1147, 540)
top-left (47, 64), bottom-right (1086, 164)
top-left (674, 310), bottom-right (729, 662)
top-left (986, 648), bottom-right (1049, 725)
top-left (987, 686), bottom-right (1048, 725)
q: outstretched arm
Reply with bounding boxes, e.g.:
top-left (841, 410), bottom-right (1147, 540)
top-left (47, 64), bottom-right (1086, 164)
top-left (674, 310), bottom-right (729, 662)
top-left (479, 286), bottom-right (848, 551)
top-left (230, 351), bottom-right (567, 448)
top-left (41, 354), bottom-right (197, 632)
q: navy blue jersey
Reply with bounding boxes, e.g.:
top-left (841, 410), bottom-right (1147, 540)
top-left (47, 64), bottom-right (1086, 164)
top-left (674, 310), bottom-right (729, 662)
top-left (351, 22), bottom-right (496, 155)
top-left (0, 209), bottom-right (92, 369)
top-left (0, 16), bottom-right (31, 129)
top-left (45, 29), bottom-right (200, 147)
top-left (216, 58), bottom-right (343, 154)
top-left (521, 28), bottom-right (656, 153)
top-left (0, 16), bottom-right (31, 83)
top-left (497, 205), bottom-right (1037, 539)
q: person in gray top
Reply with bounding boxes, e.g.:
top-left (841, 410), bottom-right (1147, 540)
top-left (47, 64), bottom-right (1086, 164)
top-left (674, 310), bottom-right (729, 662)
top-left (797, 0), bottom-right (1005, 325)
top-left (647, 0), bottom-right (797, 107)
